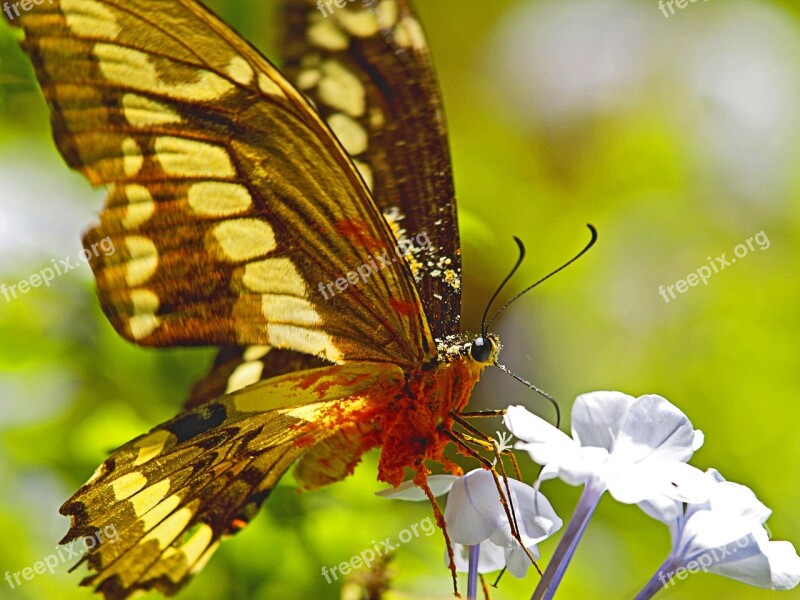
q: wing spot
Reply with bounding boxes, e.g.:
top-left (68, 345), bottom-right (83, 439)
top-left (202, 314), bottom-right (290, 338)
top-left (226, 56), bottom-right (254, 86)
top-left (266, 324), bottom-right (341, 362)
top-left (225, 361), bottom-right (265, 394)
top-left (121, 185), bottom-right (155, 228)
top-left (154, 137), bottom-right (236, 178)
top-left (188, 182), bottom-right (253, 217)
top-left (141, 494), bottom-right (182, 531)
top-left (319, 61), bottom-right (366, 117)
top-left (133, 430), bottom-right (173, 466)
top-left (262, 296), bottom-right (322, 327)
top-left (335, 9), bottom-right (379, 37)
top-left (131, 479), bottom-right (171, 518)
top-left (258, 73), bottom-right (286, 98)
top-left (121, 94), bottom-right (182, 127)
top-left (121, 137), bottom-right (143, 176)
top-left (62, 0), bottom-right (121, 39)
top-left (242, 346), bottom-right (271, 361)
top-left (394, 16), bottom-right (427, 50)
top-left (296, 69), bottom-right (321, 90)
top-left (307, 18), bottom-right (349, 51)
top-left (328, 113), bottom-right (368, 156)
top-left (127, 313), bottom-right (161, 340)
top-left (353, 159), bottom-right (373, 191)
top-left (124, 236), bottom-right (158, 286)
top-left (211, 219), bottom-right (277, 262)
top-left (243, 258), bottom-right (307, 295)
top-left (111, 472), bottom-right (147, 501)
top-left (142, 505), bottom-right (194, 550)
top-left (95, 44), bottom-right (235, 101)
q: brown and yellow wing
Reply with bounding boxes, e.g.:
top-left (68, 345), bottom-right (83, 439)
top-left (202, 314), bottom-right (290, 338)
top-left (61, 362), bottom-right (404, 599)
top-left (282, 0), bottom-right (462, 340)
top-left (6, 0), bottom-right (435, 366)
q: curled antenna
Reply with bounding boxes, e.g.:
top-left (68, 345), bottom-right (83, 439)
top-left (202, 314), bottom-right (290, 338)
top-left (495, 363), bottom-right (561, 429)
top-left (486, 224), bottom-right (597, 332)
top-left (480, 237), bottom-right (526, 339)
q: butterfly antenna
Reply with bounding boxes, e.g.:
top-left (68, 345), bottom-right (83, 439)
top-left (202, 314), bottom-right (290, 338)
top-left (480, 237), bottom-right (526, 339)
top-left (486, 224), bottom-right (598, 332)
top-left (495, 363), bottom-right (561, 429)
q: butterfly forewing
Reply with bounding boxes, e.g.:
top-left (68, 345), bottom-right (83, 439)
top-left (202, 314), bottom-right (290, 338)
top-left (7, 0), bottom-right (435, 366)
top-left (282, 0), bottom-right (462, 340)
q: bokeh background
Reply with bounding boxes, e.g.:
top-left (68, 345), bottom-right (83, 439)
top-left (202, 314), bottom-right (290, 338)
top-left (2, 0), bottom-right (799, 598)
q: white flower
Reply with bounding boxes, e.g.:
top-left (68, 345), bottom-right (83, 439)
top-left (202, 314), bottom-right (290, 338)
top-left (504, 392), bottom-right (708, 505)
top-left (378, 469), bottom-right (562, 577)
top-left (640, 469), bottom-right (800, 591)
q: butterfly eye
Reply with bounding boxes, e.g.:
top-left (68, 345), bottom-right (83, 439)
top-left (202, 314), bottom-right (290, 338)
top-left (470, 336), bottom-right (493, 363)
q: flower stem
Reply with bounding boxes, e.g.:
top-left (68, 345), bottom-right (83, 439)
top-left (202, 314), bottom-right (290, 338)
top-left (532, 481), bottom-right (605, 600)
top-left (633, 556), bottom-right (678, 600)
top-left (468, 545), bottom-right (480, 600)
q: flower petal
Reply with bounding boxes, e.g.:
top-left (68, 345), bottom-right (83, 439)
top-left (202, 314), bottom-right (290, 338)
top-left (376, 475), bottom-right (458, 500)
top-left (445, 470), bottom-right (508, 545)
top-left (709, 538), bottom-right (800, 590)
top-left (613, 395), bottom-right (699, 464)
top-left (571, 391), bottom-right (636, 450)
top-left (451, 540), bottom-right (507, 574)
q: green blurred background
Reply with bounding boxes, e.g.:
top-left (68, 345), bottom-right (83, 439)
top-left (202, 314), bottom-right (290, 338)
top-left (1, 0), bottom-right (799, 598)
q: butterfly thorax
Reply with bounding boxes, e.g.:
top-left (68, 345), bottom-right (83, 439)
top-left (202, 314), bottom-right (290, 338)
top-left (376, 333), bottom-right (501, 487)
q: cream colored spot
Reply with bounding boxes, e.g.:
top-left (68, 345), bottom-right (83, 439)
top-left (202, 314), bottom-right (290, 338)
top-left (307, 18), bottom-right (349, 51)
top-left (226, 56), bottom-right (254, 86)
top-left (296, 69), bottom-right (321, 90)
top-left (142, 505), bottom-right (193, 548)
top-left (267, 324), bottom-right (341, 362)
top-left (133, 430), bottom-right (172, 466)
top-left (225, 361), bottom-right (265, 394)
top-left (243, 258), bottom-right (307, 295)
top-left (62, 0), bottom-right (121, 39)
top-left (190, 541), bottom-right (220, 575)
top-left (131, 480), bottom-right (171, 518)
top-left (128, 314), bottom-right (161, 340)
top-left (242, 345), bottom-right (270, 361)
top-left (258, 73), bottom-right (285, 98)
top-left (188, 182), bottom-right (252, 217)
top-left (130, 289), bottom-right (160, 313)
top-left (141, 494), bottom-right (182, 531)
top-left (177, 523), bottom-right (214, 567)
top-left (262, 297), bottom-right (321, 326)
top-left (121, 138), bottom-right (143, 177)
top-left (121, 185), bottom-right (155, 229)
top-left (154, 137), bottom-right (235, 178)
top-left (125, 236), bottom-right (158, 286)
top-left (375, 0), bottom-right (399, 29)
top-left (319, 61), bottom-right (365, 117)
top-left (112, 472), bottom-right (147, 501)
top-left (96, 44), bottom-right (235, 101)
top-left (353, 159), bottom-right (373, 191)
top-left (122, 94), bottom-right (181, 127)
top-left (394, 16), bottom-right (427, 50)
top-left (328, 113), bottom-right (368, 155)
top-left (369, 106), bottom-right (385, 128)
top-left (335, 9), bottom-right (379, 37)
top-left (212, 219), bottom-right (276, 262)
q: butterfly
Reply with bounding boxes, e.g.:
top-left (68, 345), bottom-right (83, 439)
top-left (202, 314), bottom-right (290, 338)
top-left (5, 0), bottom-right (509, 597)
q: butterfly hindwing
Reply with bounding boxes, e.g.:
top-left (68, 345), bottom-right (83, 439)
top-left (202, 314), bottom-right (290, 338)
top-left (6, 0), bottom-right (435, 366)
top-left (61, 362), bottom-right (406, 599)
top-left (282, 0), bottom-right (463, 340)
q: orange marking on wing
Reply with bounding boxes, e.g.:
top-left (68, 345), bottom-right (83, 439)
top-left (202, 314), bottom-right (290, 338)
top-left (334, 218), bottom-right (386, 253)
top-left (389, 298), bottom-right (418, 317)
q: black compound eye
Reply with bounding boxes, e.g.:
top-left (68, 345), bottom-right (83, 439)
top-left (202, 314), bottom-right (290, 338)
top-left (470, 336), bottom-right (493, 363)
